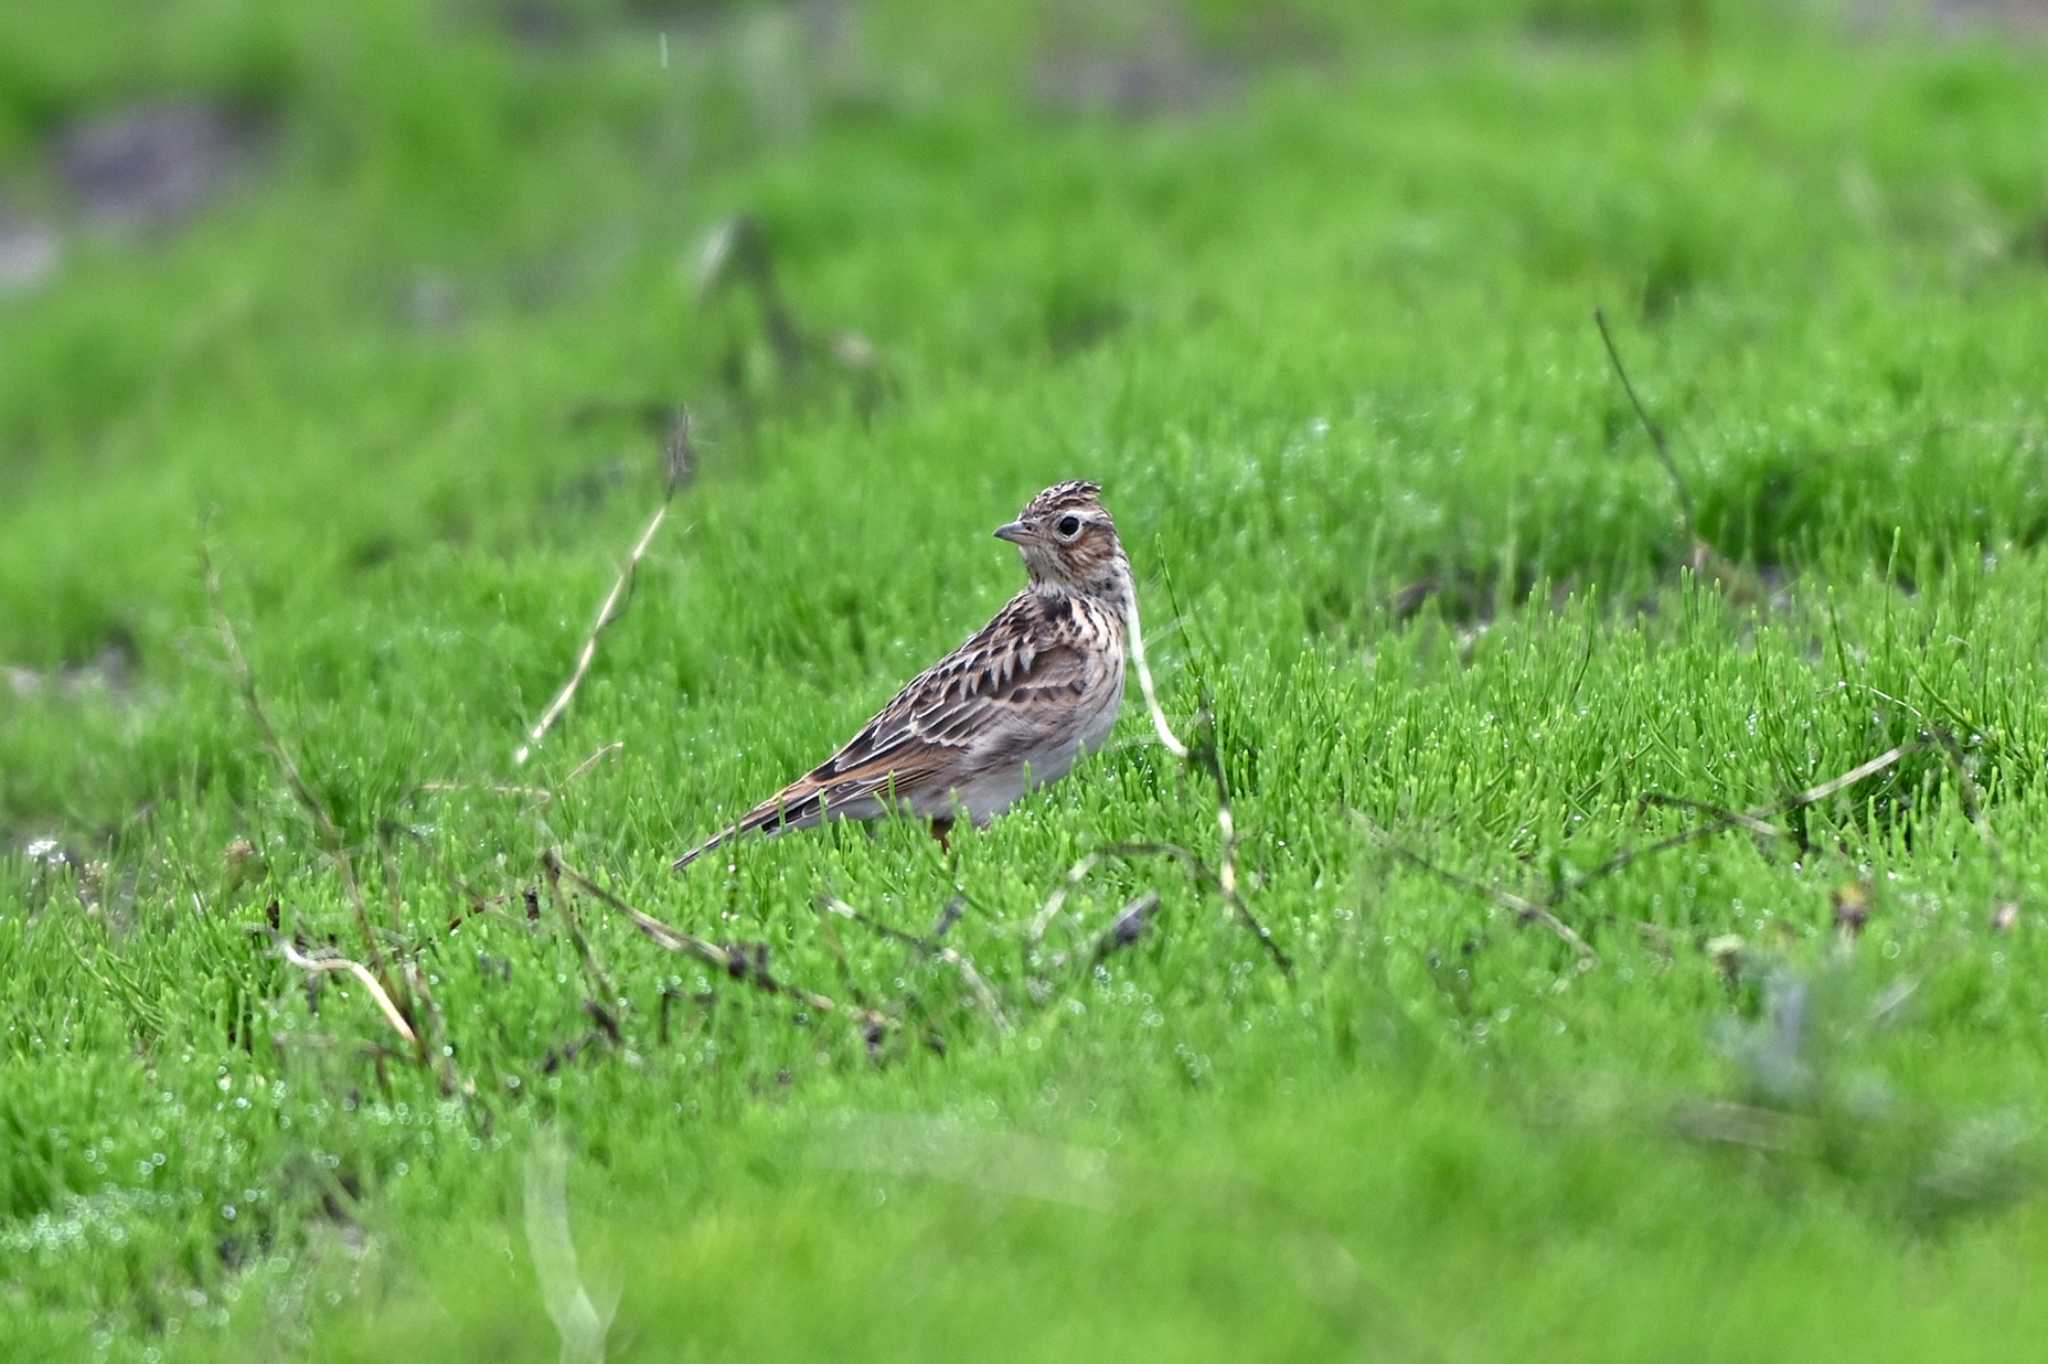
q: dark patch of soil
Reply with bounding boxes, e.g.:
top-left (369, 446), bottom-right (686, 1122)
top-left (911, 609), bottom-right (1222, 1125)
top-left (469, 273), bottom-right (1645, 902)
top-left (53, 100), bottom-right (272, 234)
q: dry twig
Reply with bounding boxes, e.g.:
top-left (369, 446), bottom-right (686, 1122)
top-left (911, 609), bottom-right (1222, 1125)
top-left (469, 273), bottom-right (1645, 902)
top-left (698, 215), bottom-right (805, 370)
top-left (1028, 851), bottom-right (1104, 944)
top-left (1030, 836), bottom-right (1290, 976)
top-left (384, 822), bottom-right (505, 942)
top-left (265, 931), bottom-right (417, 1047)
top-left (544, 851), bottom-right (891, 1036)
top-left (1117, 591), bottom-right (1290, 975)
top-left (207, 547), bottom-right (389, 983)
top-left (402, 959), bottom-right (477, 1106)
top-left (1593, 308), bottom-right (1698, 542)
top-left (1636, 792), bottom-right (1783, 840)
top-left (418, 781), bottom-right (555, 804)
top-left (542, 854), bottom-right (620, 1007)
top-left (697, 214), bottom-right (887, 411)
top-left (817, 895), bottom-right (1010, 1031)
top-left (376, 822), bottom-right (410, 946)
top-left (516, 413), bottom-right (693, 766)
top-left (924, 895), bottom-right (966, 943)
top-left (564, 741), bottom-right (625, 785)
top-left (1199, 762), bottom-right (1290, 975)
top-left (1362, 736), bottom-right (1939, 962)
top-left (1557, 742), bottom-right (1917, 901)
top-left (1355, 814), bottom-right (1594, 958)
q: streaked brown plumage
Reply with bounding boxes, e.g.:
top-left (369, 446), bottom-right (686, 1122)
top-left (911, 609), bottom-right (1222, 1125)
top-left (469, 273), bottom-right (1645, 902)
top-left (673, 481), bottom-right (1132, 871)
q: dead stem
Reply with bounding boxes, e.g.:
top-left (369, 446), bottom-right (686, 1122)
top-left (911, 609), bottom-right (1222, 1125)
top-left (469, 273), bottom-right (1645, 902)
top-left (1203, 781), bottom-right (1292, 976)
top-left (818, 895), bottom-right (1010, 1032)
top-left (544, 851), bottom-right (892, 1036)
top-left (418, 781), bottom-right (555, 803)
top-left (1558, 741), bottom-right (1917, 900)
top-left (542, 853), bottom-right (620, 1007)
top-left (1119, 588), bottom-right (1291, 974)
top-left (1635, 792), bottom-right (1784, 840)
top-left (924, 894), bottom-right (966, 943)
top-left (516, 413), bottom-right (692, 766)
top-left (1028, 851), bottom-right (1103, 945)
top-left (376, 823), bottom-right (409, 945)
top-left (1903, 725), bottom-right (2019, 921)
top-left (265, 931), bottom-right (417, 1047)
top-left (1356, 814), bottom-right (1595, 959)
top-left (697, 215), bottom-right (805, 371)
top-left (1361, 738), bottom-right (1941, 963)
top-left (207, 546), bottom-right (390, 984)
top-left (384, 823), bottom-right (503, 943)
top-left (402, 960), bottom-right (478, 1111)
top-left (1593, 308), bottom-right (1699, 543)
top-left (1030, 835), bottom-right (1291, 976)
top-left (564, 741), bottom-right (625, 785)
top-left (1124, 598), bottom-right (1189, 760)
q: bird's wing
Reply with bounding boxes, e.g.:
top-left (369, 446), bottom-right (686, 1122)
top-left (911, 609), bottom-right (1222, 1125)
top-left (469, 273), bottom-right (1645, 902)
top-left (674, 593), bottom-right (1091, 869)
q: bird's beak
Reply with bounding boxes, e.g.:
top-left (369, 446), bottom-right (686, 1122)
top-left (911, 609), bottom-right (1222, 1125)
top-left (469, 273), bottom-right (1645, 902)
top-left (993, 521), bottom-right (1030, 545)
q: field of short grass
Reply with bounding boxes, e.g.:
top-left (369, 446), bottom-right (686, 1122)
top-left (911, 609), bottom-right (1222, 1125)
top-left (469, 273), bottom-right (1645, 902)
top-left (6, 1), bottom-right (2048, 1358)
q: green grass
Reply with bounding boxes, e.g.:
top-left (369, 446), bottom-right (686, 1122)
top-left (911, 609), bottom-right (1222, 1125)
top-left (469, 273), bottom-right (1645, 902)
top-left (6, 1), bottom-right (2048, 1358)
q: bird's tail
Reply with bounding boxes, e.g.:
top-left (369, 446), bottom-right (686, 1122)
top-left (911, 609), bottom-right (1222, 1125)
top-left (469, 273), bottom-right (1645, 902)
top-left (669, 828), bottom-right (735, 872)
top-left (671, 785), bottom-right (829, 872)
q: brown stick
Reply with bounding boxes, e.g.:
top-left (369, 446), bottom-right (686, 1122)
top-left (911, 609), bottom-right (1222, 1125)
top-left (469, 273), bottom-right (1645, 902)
top-left (207, 547), bottom-right (390, 983)
top-left (1906, 724), bottom-right (2020, 922)
top-left (516, 413), bottom-right (692, 766)
top-left (1030, 841), bottom-right (1205, 944)
top-left (1636, 792), bottom-right (1784, 840)
top-left (544, 851), bottom-right (891, 1035)
top-left (1089, 583), bottom-right (1290, 975)
top-left (697, 217), bottom-right (802, 368)
top-left (542, 853), bottom-right (620, 1007)
top-left (924, 894), bottom-right (966, 943)
top-left (1557, 742), bottom-right (1917, 900)
top-left (1356, 814), bottom-right (1595, 959)
top-left (1208, 790), bottom-right (1293, 977)
top-left (375, 823), bottom-right (410, 944)
top-left (1362, 740), bottom-right (1929, 962)
top-left (817, 895), bottom-right (1010, 1032)
top-left (564, 741), bottom-right (625, 785)
top-left (1593, 308), bottom-right (1699, 542)
top-left (402, 960), bottom-right (477, 1109)
top-left (385, 823), bottom-right (503, 941)
top-left (1030, 834), bottom-right (1291, 975)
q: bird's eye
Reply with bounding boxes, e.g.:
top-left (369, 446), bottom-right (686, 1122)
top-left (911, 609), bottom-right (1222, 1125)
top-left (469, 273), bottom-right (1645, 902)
top-left (1056, 515), bottom-right (1082, 538)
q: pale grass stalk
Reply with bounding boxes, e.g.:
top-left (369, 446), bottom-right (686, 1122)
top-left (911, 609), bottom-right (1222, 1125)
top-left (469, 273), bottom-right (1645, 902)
top-left (273, 937), bottom-right (417, 1047)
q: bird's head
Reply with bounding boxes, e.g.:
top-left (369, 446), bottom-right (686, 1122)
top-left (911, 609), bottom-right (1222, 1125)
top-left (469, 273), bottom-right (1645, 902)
top-left (993, 480), bottom-right (1131, 606)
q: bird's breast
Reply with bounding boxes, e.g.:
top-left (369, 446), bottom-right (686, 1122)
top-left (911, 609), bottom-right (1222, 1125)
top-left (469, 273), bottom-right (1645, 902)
top-left (1078, 656), bottom-right (1126, 754)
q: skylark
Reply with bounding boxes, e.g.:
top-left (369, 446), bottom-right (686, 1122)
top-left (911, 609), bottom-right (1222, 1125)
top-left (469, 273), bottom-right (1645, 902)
top-left (673, 481), bottom-right (1132, 870)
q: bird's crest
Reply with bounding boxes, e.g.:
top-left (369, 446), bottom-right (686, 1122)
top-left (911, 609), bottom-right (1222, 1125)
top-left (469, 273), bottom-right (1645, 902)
top-left (1022, 480), bottom-right (1104, 518)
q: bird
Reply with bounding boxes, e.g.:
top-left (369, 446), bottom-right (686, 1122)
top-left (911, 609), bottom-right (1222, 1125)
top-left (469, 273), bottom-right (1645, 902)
top-left (673, 480), bottom-right (1133, 871)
